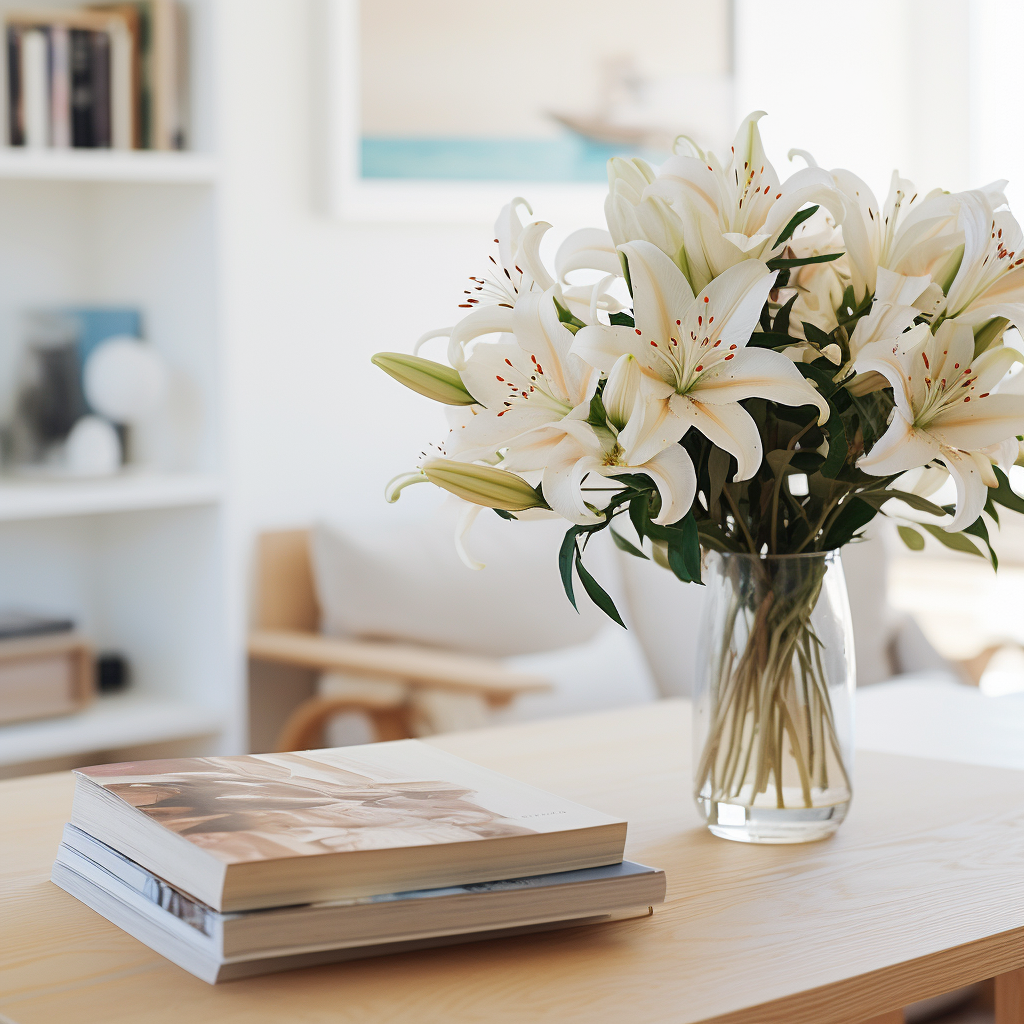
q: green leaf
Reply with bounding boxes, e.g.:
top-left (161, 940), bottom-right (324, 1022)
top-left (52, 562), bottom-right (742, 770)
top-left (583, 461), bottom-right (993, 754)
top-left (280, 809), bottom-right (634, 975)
top-left (858, 488), bottom-right (948, 518)
top-left (961, 516), bottom-right (999, 570)
top-left (990, 467), bottom-right (1024, 515)
top-left (552, 297), bottom-right (586, 333)
top-left (985, 491), bottom-right (1001, 526)
top-left (772, 205), bottom-right (819, 248)
top-left (608, 311), bottom-right (635, 328)
top-left (767, 252), bottom-right (844, 270)
top-left (587, 392), bottom-right (610, 430)
top-left (897, 525), bottom-right (925, 551)
top-left (795, 360), bottom-right (841, 402)
top-left (574, 550), bottom-right (626, 626)
top-left (772, 293), bottom-right (798, 337)
top-left (558, 527), bottom-right (582, 610)
top-left (747, 331), bottom-right (800, 350)
top-left (921, 522), bottom-right (986, 560)
top-left (802, 321), bottom-right (834, 349)
top-left (493, 509), bottom-right (517, 521)
top-left (819, 411), bottom-right (847, 478)
top-left (610, 528), bottom-right (649, 560)
top-left (647, 513), bottom-right (702, 583)
top-left (619, 250), bottom-right (632, 297)
top-left (823, 496), bottom-right (876, 549)
top-left (629, 492), bottom-right (650, 542)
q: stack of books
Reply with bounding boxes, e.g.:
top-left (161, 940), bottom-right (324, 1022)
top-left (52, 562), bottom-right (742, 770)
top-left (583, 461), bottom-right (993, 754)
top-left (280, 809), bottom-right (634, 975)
top-left (6, 1), bottom-right (187, 151)
top-left (52, 739), bottom-right (666, 983)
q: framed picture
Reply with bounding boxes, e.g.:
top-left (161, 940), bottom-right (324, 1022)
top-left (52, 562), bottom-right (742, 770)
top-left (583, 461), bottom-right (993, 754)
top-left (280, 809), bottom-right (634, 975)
top-left (328, 0), bottom-right (735, 223)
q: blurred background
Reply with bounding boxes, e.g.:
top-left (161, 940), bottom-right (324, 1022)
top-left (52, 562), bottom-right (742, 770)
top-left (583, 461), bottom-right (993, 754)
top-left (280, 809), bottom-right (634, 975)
top-left (0, 0), bottom-right (1022, 806)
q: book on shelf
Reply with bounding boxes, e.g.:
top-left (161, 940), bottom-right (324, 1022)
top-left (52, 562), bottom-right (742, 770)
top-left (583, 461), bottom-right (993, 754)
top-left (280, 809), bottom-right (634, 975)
top-left (5, 2), bottom-right (187, 151)
top-left (52, 823), bottom-right (665, 983)
top-left (68, 741), bottom-right (629, 912)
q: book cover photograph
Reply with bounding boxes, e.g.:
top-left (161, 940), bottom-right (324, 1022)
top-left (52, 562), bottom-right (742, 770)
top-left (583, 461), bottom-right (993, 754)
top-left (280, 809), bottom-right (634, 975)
top-left (75, 742), bottom-right (605, 865)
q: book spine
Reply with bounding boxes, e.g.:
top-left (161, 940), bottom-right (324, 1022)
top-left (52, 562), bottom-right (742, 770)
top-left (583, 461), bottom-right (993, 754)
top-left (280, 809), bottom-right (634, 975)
top-left (49, 24), bottom-right (71, 148)
top-left (69, 29), bottom-right (95, 147)
top-left (108, 19), bottom-right (132, 150)
top-left (150, 0), bottom-right (174, 150)
top-left (7, 25), bottom-right (23, 146)
top-left (172, 1), bottom-right (187, 149)
top-left (21, 28), bottom-right (50, 149)
top-left (137, 3), bottom-right (152, 148)
top-left (91, 30), bottom-right (111, 148)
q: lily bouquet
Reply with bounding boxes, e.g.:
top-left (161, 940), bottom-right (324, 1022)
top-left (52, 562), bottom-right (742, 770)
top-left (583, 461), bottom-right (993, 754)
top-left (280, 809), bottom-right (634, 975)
top-left (373, 112), bottom-right (1024, 831)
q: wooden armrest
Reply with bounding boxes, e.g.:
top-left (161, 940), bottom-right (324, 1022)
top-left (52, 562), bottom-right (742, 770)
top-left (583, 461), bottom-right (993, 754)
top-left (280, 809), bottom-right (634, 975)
top-left (248, 629), bottom-right (550, 700)
top-left (956, 639), bottom-right (1024, 686)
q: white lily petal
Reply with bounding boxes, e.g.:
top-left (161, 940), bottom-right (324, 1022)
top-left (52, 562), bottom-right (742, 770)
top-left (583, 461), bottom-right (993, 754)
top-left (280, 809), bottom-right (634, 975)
top-left (694, 347), bottom-right (831, 424)
top-left (571, 323), bottom-right (647, 374)
top-left (620, 241), bottom-right (696, 343)
top-left (607, 444), bottom-right (697, 525)
top-left (670, 394), bottom-right (763, 481)
top-left (698, 260), bottom-right (777, 352)
top-left (414, 326), bottom-right (454, 356)
top-left (517, 221), bottom-right (555, 291)
top-left (541, 437), bottom-right (604, 526)
top-left (447, 306), bottom-right (515, 369)
top-left (858, 412), bottom-right (941, 477)
top-left (937, 447), bottom-right (988, 531)
top-left (454, 503), bottom-right (486, 570)
top-left (555, 228), bottom-right (621, 282)
top-left (928, 393), bottom-right (1024, 451)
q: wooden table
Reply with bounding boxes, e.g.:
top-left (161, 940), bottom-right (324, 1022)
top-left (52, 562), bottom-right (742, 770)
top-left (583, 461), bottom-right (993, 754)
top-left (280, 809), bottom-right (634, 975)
top-left (3, 700), bottom-right (1024, 1024)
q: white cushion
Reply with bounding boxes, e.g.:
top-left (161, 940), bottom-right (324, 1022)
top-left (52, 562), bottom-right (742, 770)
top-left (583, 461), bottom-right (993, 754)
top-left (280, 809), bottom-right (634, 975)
top-left (490, 624), bottom-right (659, 725)
top-left (310, 509), bottom-right (626, 657)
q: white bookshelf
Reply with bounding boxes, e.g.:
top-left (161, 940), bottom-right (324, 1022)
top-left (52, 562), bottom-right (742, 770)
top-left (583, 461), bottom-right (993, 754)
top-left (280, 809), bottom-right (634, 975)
top-left (0, 149), bottom-right (219, 183)
top-left (0, 692), bottom-right (225, 767)
top-left (0, 472), bottom-right (221, 521)
top-left (0, 0), bottom-right (235, 774)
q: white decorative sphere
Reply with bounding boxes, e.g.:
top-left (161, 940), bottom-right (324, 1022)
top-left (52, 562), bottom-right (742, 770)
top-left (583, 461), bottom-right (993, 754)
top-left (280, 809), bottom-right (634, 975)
top-left (65, 415), bottom-right (121, 476)
top-left (83, 337), bottom-right (168, 424)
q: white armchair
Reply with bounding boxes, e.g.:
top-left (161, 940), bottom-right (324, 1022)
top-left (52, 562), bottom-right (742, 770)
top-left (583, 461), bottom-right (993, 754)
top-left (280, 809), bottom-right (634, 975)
top-left (247, 511), bottom-right (966, 750)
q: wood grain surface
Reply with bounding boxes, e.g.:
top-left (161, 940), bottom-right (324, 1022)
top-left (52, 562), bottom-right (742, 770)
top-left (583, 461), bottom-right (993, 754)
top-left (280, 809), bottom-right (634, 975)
top-left (2, 700), bottom-right (1024, 1024)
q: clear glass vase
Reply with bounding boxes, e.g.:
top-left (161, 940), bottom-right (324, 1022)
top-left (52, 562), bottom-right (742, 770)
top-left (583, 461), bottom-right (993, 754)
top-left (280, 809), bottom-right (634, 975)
top-left (693, 550), bottom-right (855, 844)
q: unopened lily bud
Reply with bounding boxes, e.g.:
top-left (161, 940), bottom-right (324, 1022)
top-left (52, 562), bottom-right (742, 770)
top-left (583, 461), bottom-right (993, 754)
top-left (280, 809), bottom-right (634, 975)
top-left (421, 458), bottom-right (548, 511)
top-left (372, 352), bottom-right (476, 406)
top-left (604, 354), bottom-right (643, 430)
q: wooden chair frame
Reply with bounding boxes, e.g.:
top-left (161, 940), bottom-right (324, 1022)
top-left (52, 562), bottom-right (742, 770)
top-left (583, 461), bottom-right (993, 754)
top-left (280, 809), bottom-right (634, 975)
top-left (247, 530), bottom-right (549, 751)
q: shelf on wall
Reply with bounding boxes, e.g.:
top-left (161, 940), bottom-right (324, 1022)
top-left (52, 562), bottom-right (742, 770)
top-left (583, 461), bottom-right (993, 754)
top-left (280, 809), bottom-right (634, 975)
top-left (0, 692), bottom-right (225, 767)
top-left (0, 472), bottom-right (222, 522)
top-left (0, 149), bottom-right (219, 184)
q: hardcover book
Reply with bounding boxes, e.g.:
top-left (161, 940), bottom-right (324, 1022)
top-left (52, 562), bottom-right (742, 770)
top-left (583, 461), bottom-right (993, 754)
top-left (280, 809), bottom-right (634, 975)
top-left (71, 740), bottom-right (627, 911)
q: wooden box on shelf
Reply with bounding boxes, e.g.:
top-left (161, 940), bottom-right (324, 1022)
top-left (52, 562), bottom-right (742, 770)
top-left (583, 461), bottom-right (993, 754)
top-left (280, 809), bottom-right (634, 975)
top-left (0, 632), bottom-right (94, 726)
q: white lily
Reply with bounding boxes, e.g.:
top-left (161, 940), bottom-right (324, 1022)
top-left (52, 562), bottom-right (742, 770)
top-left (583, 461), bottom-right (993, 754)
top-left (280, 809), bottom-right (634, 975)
top-left (572, 241), bottom-right (830, 481)
top-left (939, 184), bottom-right (1024, 336)
top-left (855, 320), bottom-right (1024, 529)
top-left (552, 158), bottom-right (686, 292)
top-left (456, 197), bottom-right (553, 312)
top-left (442, 288), bottom-right (600, 462)
top-left (827, 169), bottom-right (962, 309)
top-left (542, 353), bottom-right (696, 526)
top-left (642, 112), bottom-right (846, 290)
